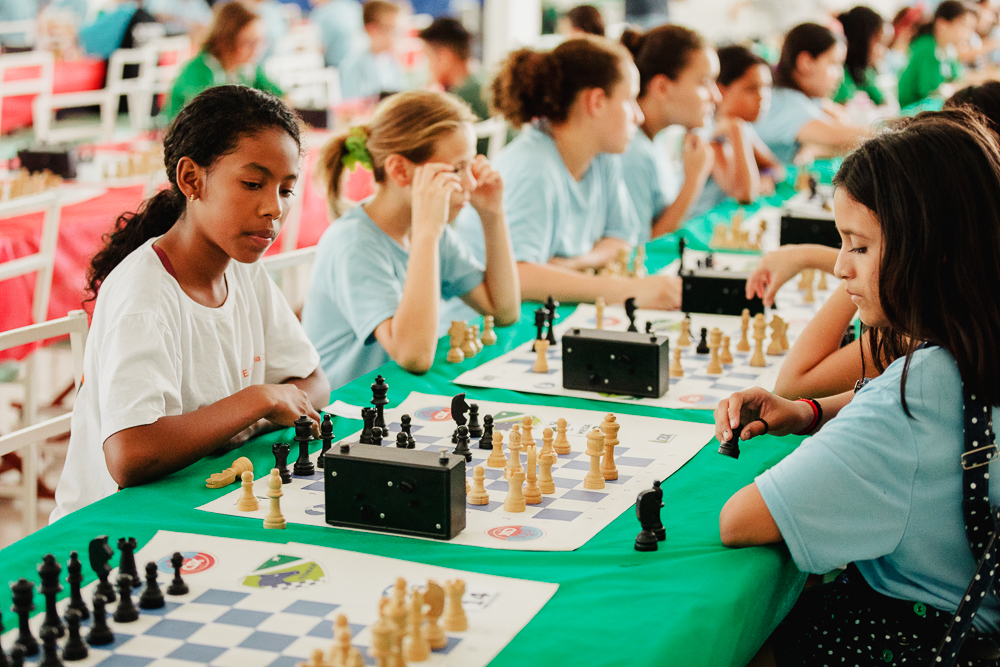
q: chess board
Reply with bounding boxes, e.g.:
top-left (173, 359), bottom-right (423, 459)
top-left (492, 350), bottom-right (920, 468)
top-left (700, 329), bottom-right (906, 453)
top-left (454, 253), bottom-right (840, 411)
top-left (199, 393), bottom-right (715, 552)
top-left (3, 531), bottom-right (557, 667)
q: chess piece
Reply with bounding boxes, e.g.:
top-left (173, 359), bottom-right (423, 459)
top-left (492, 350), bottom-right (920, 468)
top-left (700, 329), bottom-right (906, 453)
top-left (292, 416), bottom-right (316, 476)
top-left (481, 314), bottom-right (497, 345)
top-left (236, 471), bottom-right (259, 511)
top-left (462, 327), bottom-right (478, 359)
top-left (317, 414), bottom-right (334, 469)
top-left (447, 321), bottom-right (466, 363)
top-left (272, 443), bottom-right (292, 483)
top-left (737, 309), bottom-right (751, 352)
top-left (545, 295), bottom-right (559, 347)
top-left (524, 446), bottom-right (542, 504)
top-left (38, 627), bottom-right (61, 667)
top-left (468, 403), bottom-right (483, 437)
top-left (61, 609), bottom-right (87, 662)
top-left (533, 307), bottom-right (547, 350)
top-left (802, 268), bottom-right (816, 303)
top-left (533, 339), bottom-right (549, 373)
top-left (504, 429), bottom-right (523, 479)
top-left (540, 427), bottom-right (554, 459)
top-left (442, 580), bottom-right (467, 632)
top-left (677, 237), bottom-right (686, 275)
top-left (520, 415), bottom-right (535, 448)
top-left (370, 426), bottom-right (383, 448)
top-left (599, 414), bottom-right (619, 481)
top-left (467, 465), bottom-right (489, 504)
top-left (718, 428), bottom-right (741, 459)
top-left (450, 392), bottom-right (471, 443)
top-left (395, 432), bottom-right (408, 448)
top-left (583, 429), bottom-right (606, 490)
top-left (116, 537), bottom-right (139, 589)
top-left (695, 327), bottom-right (710, 354)
top-left (453, 425), bottom-right (472, 462)
top-left (706, 328), bottom-right (723, 375)
top-left (539, 451), bottom-right (556, 494)
top-left (669, 347), bottom-right (684, 377)
top-left (624, 296), bottom-right (638, 332)
top-left (369, 598), bottom-right (395, 667)
top-left (88, 536), bottom-right (116, 604)
top-left (167, 552), bottom-right (188, 595)
top-left (65, 552), bottom-right (88, 621)
top-left (479, 414), bottom-right (494, 449)
top-left (470, 324), bottom-right (483, 353)
top-left (38, 554), bottom-right (65, 639)
top-left (677, 316), bottom-right (692, 347)
top-left (767, 316), bottom-right (786, 356)
top-left (750, 313), bottom-right (767, 367)
top-left (371, 375), bottom-right (389, 434)
top-left (486, 431), bottom-right (506, 468)
top-left (113, 576), bottom-right (139, 623)
top-left (360, 408), bottom-right (375, 444)
top-left (85, 594), bottom-right (113, 646)
top-left (504, 469), bottom-right (526, 512)
top-left (777, 318), bottom-right (790, 351)
top-left (263, 469), bottom-right (286, 530)
top-left (10, 578), bottom-right (38, 656)
top-left (403, 590), bottom-right (430, 662)
top-left (553, 418), bottom-right (571, 455)
top-left (9, 648), bottom-right (22, 667)
top-left (633, 245), bottom-right (647, 278)
top-left (720, 335), bottom-right (733, 364)
top-left (634, 487), bottom-right (662, 552)
top-left (817, 270), bottom-right (828, 290)
top-left (205, 456), bottom-right (253, 488)
top-left (138, 562), bottom-right (164, 610)
top-left (595, 296), bottom-right (605, 329)
top-left (400, 414), bottom-right (416, 448)
top-left (423, 581), bottom-right (447, 650)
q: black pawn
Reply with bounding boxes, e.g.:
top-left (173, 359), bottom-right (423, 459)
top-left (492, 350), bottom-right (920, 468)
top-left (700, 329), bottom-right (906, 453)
top-left (467, 403), bottom-right (483, 438)
top-left (371, 426), bottom-right (383, 448)
top-left (652, 480), bottom-right (666, 541)
top-left (545, 296), bottom-right (559, 347)
top-left (534, 307), bottom-right (547, 343)
top-left (38, 554), bottom-right (65, 639)
top-left (705, 253), bottom-right (714, 269)
top-left (371, 375), bottom-right (389, 435)
top-left (61, 609), bottom-right (87, 662)
top-left (479, 415), bottom-right (494, 449)
top-left (625, 297), bottom-right (638, 332)
top-left (113, 576), bottom-right (139, 623)
top-left (317, 414), bottom-right (334, 469)
top-left (86, 594), bottom-right (113, 646)
top-left (359, 408), bottom-right (375, 444)
top-left (718, 428), bottom-right (741, 460)
top-left (400, 415), bottom-right (415, 448)
top-left (453, 425), bottom-right (472, 462)
top-left (696, 327), bottom-right (710, 354)
top-left (139, 562), bottom-right (164, 610)
top-left (10, 578), bottom-right (38, 656)
top-left (65, 552), bottom-right (88, 621)
top-left (292, 415), bottom-right (315, 476)
top-left (272, 443), bottom-right (292, 483)
top-left (634, 488), bottom-right (661, 552)
top-left (10, 647), bottom-right (23, 667)
top-left (38, 627), bottom-right (61, 667)
top-left (645, 321), bottom-right (653, 334)
top-left (395, 432), bottom-right (409, 448)
top-left (166, 552), bottom-right (188, 596)
top-left (116, 538), bottom-right (139, 588)
top-left (0, 614), bottom-right (8, 667)
top-left (88, 536), bottom-right (115, 604)
top-left (677, 237), bottom-right (686, 276)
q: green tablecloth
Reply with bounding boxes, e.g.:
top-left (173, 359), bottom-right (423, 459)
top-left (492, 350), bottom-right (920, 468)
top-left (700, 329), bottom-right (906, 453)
top-left (0, 171), bottom-right (832, 666)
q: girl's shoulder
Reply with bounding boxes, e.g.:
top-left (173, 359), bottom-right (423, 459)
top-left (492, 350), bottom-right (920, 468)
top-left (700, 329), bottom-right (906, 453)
top-left (494, 126), bottom-right (562, 177)
top-left (94, 239), bottom-right (177, 322)
top-left (858, 345), bottom-right (962, 413)
top-left (316, 205), bottom-right (388, 254)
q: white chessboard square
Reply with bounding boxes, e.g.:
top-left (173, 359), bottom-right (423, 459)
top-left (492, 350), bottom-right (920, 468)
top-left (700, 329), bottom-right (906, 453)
top-left (165, 602), bottom-right (231, 624)
top-left (116, 633), bottom-right (186, 658)
top-left (256, 612), bottom-right (330, 635)
top-left (185, 622), bottom-right (256, 647)
top-left (211, 647), bottom-right (287, 667)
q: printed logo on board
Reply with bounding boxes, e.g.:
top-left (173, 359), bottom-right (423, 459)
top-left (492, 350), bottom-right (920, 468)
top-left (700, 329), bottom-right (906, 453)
top-left (486, 525), bottom-right (545, 541)
top-left (414, 407), bottom-right (451, 421)
top-left (242, 554), bottom-right (326, 589)
top-left (678, 394), bottom-right (720, 405)
top-left (156, 552), bottom-right (217, 575)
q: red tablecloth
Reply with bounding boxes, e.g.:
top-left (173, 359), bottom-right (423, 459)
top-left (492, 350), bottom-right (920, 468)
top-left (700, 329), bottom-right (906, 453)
top-left (1, 57), bottom-right (107, 135)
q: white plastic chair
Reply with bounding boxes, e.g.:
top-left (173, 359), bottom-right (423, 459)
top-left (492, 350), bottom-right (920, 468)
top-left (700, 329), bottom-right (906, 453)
top-left (0, 50), bottom-right (54, 135)
top-left (475, 117), bottom-right (509, 161)
top-left (0, 20), bottom-right (38, 48)
top-left (264, 51), bottom-right (341, 109)
top-left (261, 246), bottom-right (317, 313)
top-left (0, 310), bottom-right (88, 534)
top-left (146, 35), bottom-right (192, 128)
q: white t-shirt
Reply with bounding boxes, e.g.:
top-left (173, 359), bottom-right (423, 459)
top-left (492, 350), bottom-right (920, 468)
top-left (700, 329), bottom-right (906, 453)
top-left (51, 237), bottom-right (320, 521)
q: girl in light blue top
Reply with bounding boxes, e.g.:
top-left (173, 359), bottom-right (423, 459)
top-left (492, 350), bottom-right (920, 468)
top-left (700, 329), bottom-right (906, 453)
top-left (456, 36), bottom-right (680, 311)
top-left (754, 23), bottom-right (870, 165)
top-left (302, 91), bottom-right (520, 388)
top-left (619, 25), bottom-right (721, 240)
top-left (715, 109), bottom-right (1000, 665)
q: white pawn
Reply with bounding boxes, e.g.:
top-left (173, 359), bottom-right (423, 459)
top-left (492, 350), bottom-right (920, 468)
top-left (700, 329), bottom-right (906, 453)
top-left (467, 465), bottom-right (489, 505)
top-left (263, 469), bottom-right (286, 529)
top-left (236, 471), bottom-right (259, 511)
top-left (553, 418), bottom-right (571, 455)
top-left (486, 430), bottom-right (506, 468)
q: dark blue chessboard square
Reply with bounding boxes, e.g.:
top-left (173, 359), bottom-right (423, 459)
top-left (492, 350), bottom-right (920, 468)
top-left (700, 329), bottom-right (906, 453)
top-left (412, 434), bottom-right (439, 444)
top-left (283, 600), bottom-right (340, 617)
top-left (302, 481), bottom-right (324, 491)
top-left (606, 475), bottom-right (632, 485)
top-left (521, 367), bottom-right (558, 375)
top-left (710, 383), bottom-right (746, 392)
top-left (214, 609), bottom-right (271, 628)
top-left (486, 480), bottom-right (511, 491)
top-left (467, 500), bottom-right (503, 512)
top-left (533, 496), bottom-right (559, 508)
top-left (532, 508), bottom-right (583, 521)
top-left (559, 460), bottom-right (591, 471)
top-left (292, 470), bottom-right (323, 481)
top-left (306, 619), bottom-right (366, 639)
top-left (168, 643), bottom-right (228, 662)
top-left (669, 377), bottom-right (680, 385)
top-left (616, 457), bottom-right (655, 467)
top-left (561, 489), bottom-right (608, 502)
top-left (728, 371), bottom-right (762, 379)
top-left (192, 589), bottom-right (249, 606)
top-left (434, 636), bottom-right (462, 654)
top-left (135, 600), bottom-right (182, 616)
top-left (266, 657), bottom-right (304, 667)
top-left (238, 631), bottom-right (297, 652)
top-left (94, 656), bottom-right (155, 667)
top-left (144, 619), bottom-right (202, 640)
top-left (482, 468), bottom-right (503, 480)
top-left (550, 477), bottom-right (580, 489)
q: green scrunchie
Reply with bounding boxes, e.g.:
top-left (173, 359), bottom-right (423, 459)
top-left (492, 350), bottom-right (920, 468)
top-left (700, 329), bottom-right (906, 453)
top-left (342, 127), bottom-right (372, 171)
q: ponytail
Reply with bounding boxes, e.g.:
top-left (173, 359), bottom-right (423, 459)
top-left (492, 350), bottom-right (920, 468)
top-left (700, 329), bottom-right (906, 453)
top-left (621, 25), bottom-right (705, 97)
top-left (86, 85), bottom-right (301, 300)
top-left (492, 36), bottom-right (627, 126)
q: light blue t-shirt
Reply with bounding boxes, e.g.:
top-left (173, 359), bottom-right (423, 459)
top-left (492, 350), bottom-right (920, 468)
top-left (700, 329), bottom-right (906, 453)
top-left (301, 204), bottom-right (484, 389)
top-left (753, 87), bottom-right (826, 165)
top-left (338, 39), bottom-right (404, 99)
top-left (309, 0), bottom-right (363, 68)
top-left (757, 347), bottom-right (1000, 633)
top-left (454, 124), bottom-right (639, 264)
top-left (621, 129), bottom-right (684, 245)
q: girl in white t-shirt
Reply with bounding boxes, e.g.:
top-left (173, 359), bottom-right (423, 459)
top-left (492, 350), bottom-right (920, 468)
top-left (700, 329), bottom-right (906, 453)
top-left (52, 86), bottom-right (330, 521)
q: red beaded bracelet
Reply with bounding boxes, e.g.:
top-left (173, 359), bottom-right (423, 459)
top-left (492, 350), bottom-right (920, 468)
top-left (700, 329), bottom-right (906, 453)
top-left (794, 398), bottom-right (823, 436)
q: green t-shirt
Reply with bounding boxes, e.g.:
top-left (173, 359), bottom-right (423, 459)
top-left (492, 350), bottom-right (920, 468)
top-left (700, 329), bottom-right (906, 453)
top-left (166, 51), bottom-right (283, 120)
top-left (833, 65), bottom-right (887, 106)
top-left (449, 73), bottom-right (491, 155)
top-left (897, 33), bottom-right (963, 108)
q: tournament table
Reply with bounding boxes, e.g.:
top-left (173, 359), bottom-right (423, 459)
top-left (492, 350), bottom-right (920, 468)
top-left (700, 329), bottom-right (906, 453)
top-left (0, 174), bottom-right (821, 666)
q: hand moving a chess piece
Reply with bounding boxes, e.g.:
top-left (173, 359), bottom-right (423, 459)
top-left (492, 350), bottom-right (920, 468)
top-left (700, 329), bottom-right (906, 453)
top-left (744, 245), bottom-right (839, 307)
top-left (713, 387), bottom-right (826, 445)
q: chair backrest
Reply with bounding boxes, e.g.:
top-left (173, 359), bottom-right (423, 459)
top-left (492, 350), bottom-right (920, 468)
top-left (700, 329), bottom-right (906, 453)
top-left (261, 246), bottom-right (317, 312)
top-left (0, 50), bottom-right (54, 134)
top-left (148, 35), bottom-right (192, 96)
top-left (475, 117), bottom-right (509, 161)
top-left (0, 189), bottom-right (62, 326)
top-left (264, 52), bottom-right (340, 109)
top-left (0, 20), bottom-right (37, 48)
